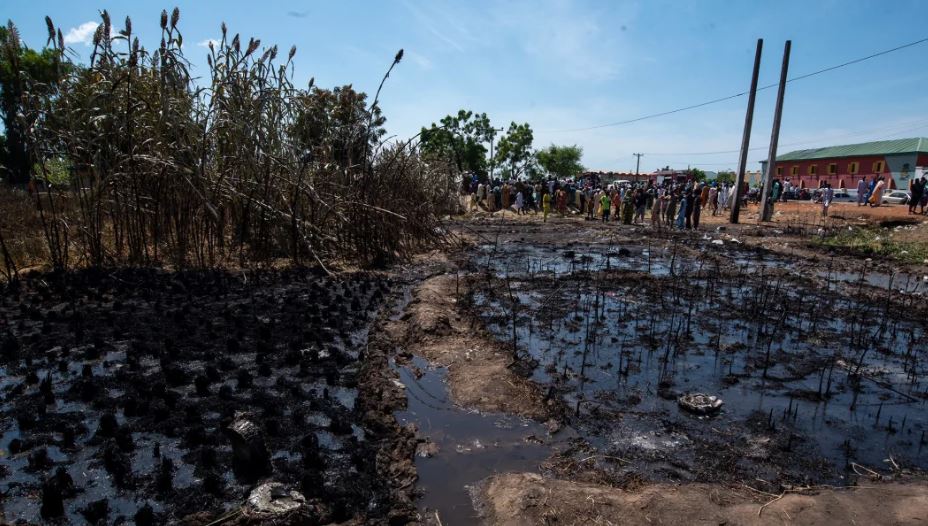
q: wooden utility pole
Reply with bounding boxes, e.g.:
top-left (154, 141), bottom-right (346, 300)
top-left (730, 39), bottom-right (763, 224)
top-left (759, 40), bottom-right (791, 222)
top-left (633, 153), bottom-right (644, 176)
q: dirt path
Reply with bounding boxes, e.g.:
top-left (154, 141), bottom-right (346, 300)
top-left (476, 473), bottom-right (928, 525)
top-left (385, 257), bottom-right (553, 420)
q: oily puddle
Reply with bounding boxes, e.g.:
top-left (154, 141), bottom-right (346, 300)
top-left (394, 356), bottom-right (571, 524)
top-left (470, 241), bottom-right (928, 485)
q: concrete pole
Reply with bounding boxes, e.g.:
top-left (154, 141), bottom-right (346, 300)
top-left (759, 40), bottom-right (791, 222)
top-left (634, 153), bottom-right (643, 176)
top-left (730, 39), bottom-right (763, 224)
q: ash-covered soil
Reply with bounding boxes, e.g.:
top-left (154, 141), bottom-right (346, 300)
top-left (0, 267), bottom-right (412, 525)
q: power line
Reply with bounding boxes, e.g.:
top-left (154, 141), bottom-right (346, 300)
top-left (549, 36), bottom-right (928, 133)
top-left (641, 117), bottom-right (928, 156)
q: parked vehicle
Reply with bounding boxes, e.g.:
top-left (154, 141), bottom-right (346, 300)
top-left (881, 191), bottom-right (910, 205)
top-left (832, 190), bottom-right (855, 202)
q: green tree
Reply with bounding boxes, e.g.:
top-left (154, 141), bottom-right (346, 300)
top-left (494, 121), bottom-right (534, 180)
top-left (0, 21), bottom-right (65, 185)
top-left (420, 109), bottom-right (496, 178)
top-left (292, 84), bottom-right (386, 167)
top-left (715, 170), bottom-right (736, 184)
top-left (690, 167), bottom-right (706, 182)
top-left (535, 144), bottom-right (584, 180)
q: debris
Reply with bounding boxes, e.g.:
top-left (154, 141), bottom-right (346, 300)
top-left (226, 413), bottom-right (272, 480)
top-left (678, 393), bottom-right (724, 415)
top-left (246, 482), bottom-right (306, 516)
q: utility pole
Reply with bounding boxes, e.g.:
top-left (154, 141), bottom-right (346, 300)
top-left (730, 39), bottom-right (763, 224)
top-left (759, 40), bottom-right (791, 222)
top-left (633, 153), bottom-right (644, 176)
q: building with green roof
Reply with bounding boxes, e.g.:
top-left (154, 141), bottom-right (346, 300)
top-left (759, 137), bottom-right (928, 190)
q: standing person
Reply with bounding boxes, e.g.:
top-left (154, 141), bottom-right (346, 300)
top-left (700, 184), bottom-right (710, 209)
top-left (608, 189), bottom-right (618, 222)
top-left (651, 188), bottom-right (663, 227)
top-left (920, 177), bottom-right (928, 214)
top-left (600, 191), bottom-right (611, 222)
top-left (765, 179), bottom-right (781, 219)
top-left (622, 190), bottom-right (634, 224)
top-left (542, 191), bottom-right (552, 222)
top-left (676, 190), bottom-right (688, 229)
top-left (586, 190), bottom-right (595, 219)
top-left (684, 189), bottom-right (696, 229)
top-left (557, 188), bottom-right (567, 217)
top-left (856, 177), bottom-right (868, 206)
top-left (708, 185), bottom-right (718, 216)
top-left (908, 177), bottom-right (923, 215)
top-left (865, 177), bottom-right (876, 203)
top-left (525, 185), bottom-right (536, 214)
top-left (501, 182), bottom-right (511, 213)
top-left (514, 189), bottom-right (525, 215)
top-left (692, 189), bottom-right (702, 229)
top-left (868, 177), bottom-right (885, 207)
top-left (666, 190), bottom-right (678, 227)
top-left (822, 182), bottom-right (834, 217)
top-left (634, 189), bottom-right (647, 224)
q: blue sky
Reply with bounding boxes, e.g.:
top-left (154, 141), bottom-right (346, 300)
top-left (7, 0), bottom-right (928, 172)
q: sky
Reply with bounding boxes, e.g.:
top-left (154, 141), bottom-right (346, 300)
top-left (6, 0), bottom-right (928, 173)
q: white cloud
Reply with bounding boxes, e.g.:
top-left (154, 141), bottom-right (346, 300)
top-left (198, 39), bottom-right (220, 49)
top-left (63, 21), bottom-right (100, 46)
top-left (406, 50), bottom-right (432, 70)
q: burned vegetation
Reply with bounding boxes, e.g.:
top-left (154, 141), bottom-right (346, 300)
top-left (0, 267), bottom-right (418, 524)
top-left (465, 222), bottom-right (928, 488)
top-left (0, 8), bottom-right (454, 522)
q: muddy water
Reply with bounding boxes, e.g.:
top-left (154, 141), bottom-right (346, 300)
top-left (394, 356), bottom-right (559, 524)
top-left (471, 239), bottom-right (928, 484)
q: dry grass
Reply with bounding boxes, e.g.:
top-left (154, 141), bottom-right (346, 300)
top-left (5, 9), bottom-right (459, 275)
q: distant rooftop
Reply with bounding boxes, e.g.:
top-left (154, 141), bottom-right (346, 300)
top-left (775, 138), bottom-right (928, 162)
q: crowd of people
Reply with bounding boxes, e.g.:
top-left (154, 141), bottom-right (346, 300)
top-left (467, 173), bottom-right (928, 224)
top-left (467, 177), bottom-right (747, 230)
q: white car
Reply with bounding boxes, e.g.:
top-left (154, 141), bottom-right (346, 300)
top-left (881, 191), bottom-right (910, 205)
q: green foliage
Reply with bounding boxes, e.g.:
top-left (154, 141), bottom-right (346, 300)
top-left (32, 157), bottom-right (70, 185)
top-left (494, 122), bottom-right (534, 180)
top-left (420, 110), bottom-right (496, 177)
top-left (292, 85), bottom-right (386, 167)
top-left (0, 22), bottom-right (66, 185)
top-left (715, 171), bottom-right (736, 184)
top-left (690, 167), bottom-right (706, 182)
top-left (815, 227), bottom-right (928, 264)
top-left (535, 144), bottom-right (584, 180)
top-left (814, 226), bottom-right (928, 265)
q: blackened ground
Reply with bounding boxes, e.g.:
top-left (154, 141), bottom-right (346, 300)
top-left (0, 267), bottom-right (412, 525)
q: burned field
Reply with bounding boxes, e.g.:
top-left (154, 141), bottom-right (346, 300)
top-left (465, 223), bottom-right (928, 488)
top-left (0, 267), bottom-right (407, 524)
